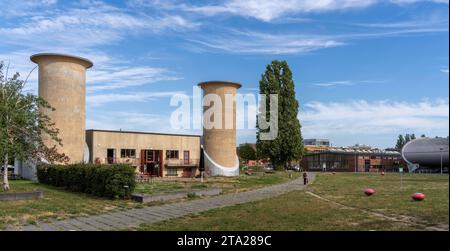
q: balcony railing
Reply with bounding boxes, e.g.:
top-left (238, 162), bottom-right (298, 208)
top-left (104, 157), bottom-right (140, 166)
top-left (165, 158), bottom-right (199, 167)
top-left (101, 157), bottom-right (199, 167)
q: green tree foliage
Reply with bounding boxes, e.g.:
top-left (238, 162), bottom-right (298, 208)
top-left (0, 62), bottom-right (68, 191)
top-left (256, 60), bottom-right (304, 170)
top-left (395, 133), bottom-right (419, 150)
top-left (238, 144), bottom-right (256, 161)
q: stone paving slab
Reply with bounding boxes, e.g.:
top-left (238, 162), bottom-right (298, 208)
top-left (7, 173), bottom-right (315, 231)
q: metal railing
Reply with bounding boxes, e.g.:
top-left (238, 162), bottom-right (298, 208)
top-left (104, 157), bottom-right (140, 166)
top-left (165, 158), bottom-right (199, 166)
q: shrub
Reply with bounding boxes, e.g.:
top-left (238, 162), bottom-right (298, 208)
top-left (37, 163), bottom-right (136, 199)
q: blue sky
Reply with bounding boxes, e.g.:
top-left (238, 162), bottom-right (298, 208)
top-left (0, 0), bottom-right (448, 148)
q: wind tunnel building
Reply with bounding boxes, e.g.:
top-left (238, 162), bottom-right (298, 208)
top-left (402, 137), bottom-right (449, 173)
top-left (31, 53), bottom-right (93, 163)
top-left (16, 53), bottom-right (242, 179)
top-left (198, 81), bottom-right (241, 177)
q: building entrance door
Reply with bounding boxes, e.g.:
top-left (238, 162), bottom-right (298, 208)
top-left (365, 160), bottom-right (370, 172)
top-left (184, 151), bottom-right (190, 165)
top-left (140, 150), bottom-right (163, 177)
top-left (107, 149), bottom-right (115, 164)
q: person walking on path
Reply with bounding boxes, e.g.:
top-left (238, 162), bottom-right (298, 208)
top-left (303, 172), bottom-right (309, 185)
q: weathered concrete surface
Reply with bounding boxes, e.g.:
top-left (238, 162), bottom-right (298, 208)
top-left (199, 81), bottom-right (241, 175)
top-left (31, 53), bottom-right (93, 163)
top-left (0, 190), bottom-right (43, 201)
top-left (132, 188), bottom-right (222, 203)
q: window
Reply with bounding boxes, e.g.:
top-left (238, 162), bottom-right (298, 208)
top-left (166, 150), bottom-right (179, 159)
top-left (121, 149), bottom-right (136, 158)
top-left (166, 167), bottom-right (177, 176)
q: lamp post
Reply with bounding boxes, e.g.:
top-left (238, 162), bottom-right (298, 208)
top-left (440, 147), bottom-right (443, 175)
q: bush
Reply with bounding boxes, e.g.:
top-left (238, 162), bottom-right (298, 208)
top-left (37, 163), bottom-right (136, 199)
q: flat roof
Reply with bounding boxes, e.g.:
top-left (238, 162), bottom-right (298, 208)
top-left (198, 81), bottom-right (242, 89)
top-left (86, 129), bottom-right (201, 138)
top-left (30, 53), bottom-right (93, 69)
top-left (305, 149), bottom-right (401, 156)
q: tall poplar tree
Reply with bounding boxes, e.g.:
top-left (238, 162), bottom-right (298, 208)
top-left (256, 60), bottom-right (304, 169)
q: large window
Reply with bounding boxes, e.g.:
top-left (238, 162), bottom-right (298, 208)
top-left (166, 150), bottom-right (179, 159)
top-left (121, 149), bottom-right (136, 158)
top-left (166, 167), bottom-right (177, 176)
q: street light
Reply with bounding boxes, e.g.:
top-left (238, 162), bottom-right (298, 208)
top-left (440, 147), bottom-right (444, 175)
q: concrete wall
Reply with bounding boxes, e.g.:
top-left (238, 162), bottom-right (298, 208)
top-left (86, 130), bottom-right (201, 177)
top-left (31, 53), bottom-right (93, 163)
top-left (199, 81), bottom-right (241, 176)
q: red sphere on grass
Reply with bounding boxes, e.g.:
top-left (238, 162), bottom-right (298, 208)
top-left (412, 193), bottom-right (425, 201)
top-left (381, 171), bottom-right (385, 176)
top-left (364, 188), bottom-right (375, 196)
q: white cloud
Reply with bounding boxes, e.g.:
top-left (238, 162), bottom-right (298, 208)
top-left (299, 99), bottom-right (449, 138)
top-left (441, 68), bottom-right (449, 74)
top-left (187, 30), bottom-right (344, 55)
top-left (86, 111), bottom-right (201, 135)
top-left (141, 0), bottom-right (448, 22)
top-left (310, 80), bottom-right (386, 87)
top-left (0, 1), bottom-right (198, 49)
top-left (87, 91), bottom-right (185, 106)
top-left (87, 66), bottom-right (181, 92)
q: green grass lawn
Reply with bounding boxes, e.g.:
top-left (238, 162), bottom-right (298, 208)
top-left (135, 171), bottom-right (300, 195)
top-left (0, 180), bottom-right (138, 229)
top-left (0, 171), bottom-right (298, 229)
top-left (135, 172), bottom-right (449, 231)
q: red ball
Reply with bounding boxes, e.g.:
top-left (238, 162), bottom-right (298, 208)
top-left (412, 193), bottom-right (425, 201)
top-left (364, 188), bottom-right (375, 196)
top-left (381, 171), bottom-right (385, 176)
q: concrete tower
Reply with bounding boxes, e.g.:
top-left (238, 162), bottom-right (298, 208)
top-left (198, 81), bottom-right (241, 176)
top-left (31, 53), bottom-right (93, 163)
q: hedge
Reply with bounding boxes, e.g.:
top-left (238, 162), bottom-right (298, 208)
top-left (37, 163), bottom-right (136, 199)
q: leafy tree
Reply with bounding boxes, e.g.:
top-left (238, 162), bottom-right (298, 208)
top-left (405, 134), bottom-right (411, 143)
top-left (395, 134), bottom-right (405, 150)
top-left (421, 134), bottom-right (426, 138)
top-left (238, 144), bottom-right (256, 162)
top-left (0, 62), bottom-right (68, 191)
top-left (256, 60), bottom-right (304, 170)
top-left (395, 133), bottom-right (419, 150)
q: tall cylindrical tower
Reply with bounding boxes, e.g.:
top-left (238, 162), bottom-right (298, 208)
top-left (30, 53), bottom-right (93, 163)
top-left (198, 81), bottom-right (241, 176)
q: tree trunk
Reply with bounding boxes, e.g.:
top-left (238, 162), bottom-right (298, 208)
top-left (3, 153), bottom-right (10, 191)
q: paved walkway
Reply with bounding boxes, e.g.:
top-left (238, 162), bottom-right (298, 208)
top-left (6, 173), bottom-right (315, 231)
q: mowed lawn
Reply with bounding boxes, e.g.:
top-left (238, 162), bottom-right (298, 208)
top-left (135, 173), bottom-right (449, 231)
top-left (135, 171), bottom-right (300, 195)
top-left (0, 171), bottom-right (298, 230)
top-left (0, 180), bottom-right (138, 229)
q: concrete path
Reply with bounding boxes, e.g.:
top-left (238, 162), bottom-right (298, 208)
top-left (6, 173), bottom-right (315, 231)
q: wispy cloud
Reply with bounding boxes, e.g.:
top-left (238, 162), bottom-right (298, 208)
top-left (137, 0), bottom-right (449, 22)
top-left (87, 65), bottom-right (182, 92)
top-left (300, 99), bottom-right (449, 137)
top-left (187, 29), bottom-right (344, 55)
top-left (86, 111), bottom-right (201, 135)
top-left (311, 80), bottom-right (386, 87)
top-left (441, 68), bottom-right (449, 74)
top-left (87, 91), bottom-right (185, 106)
top-left (0, 1), bottom-right (199, 49)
